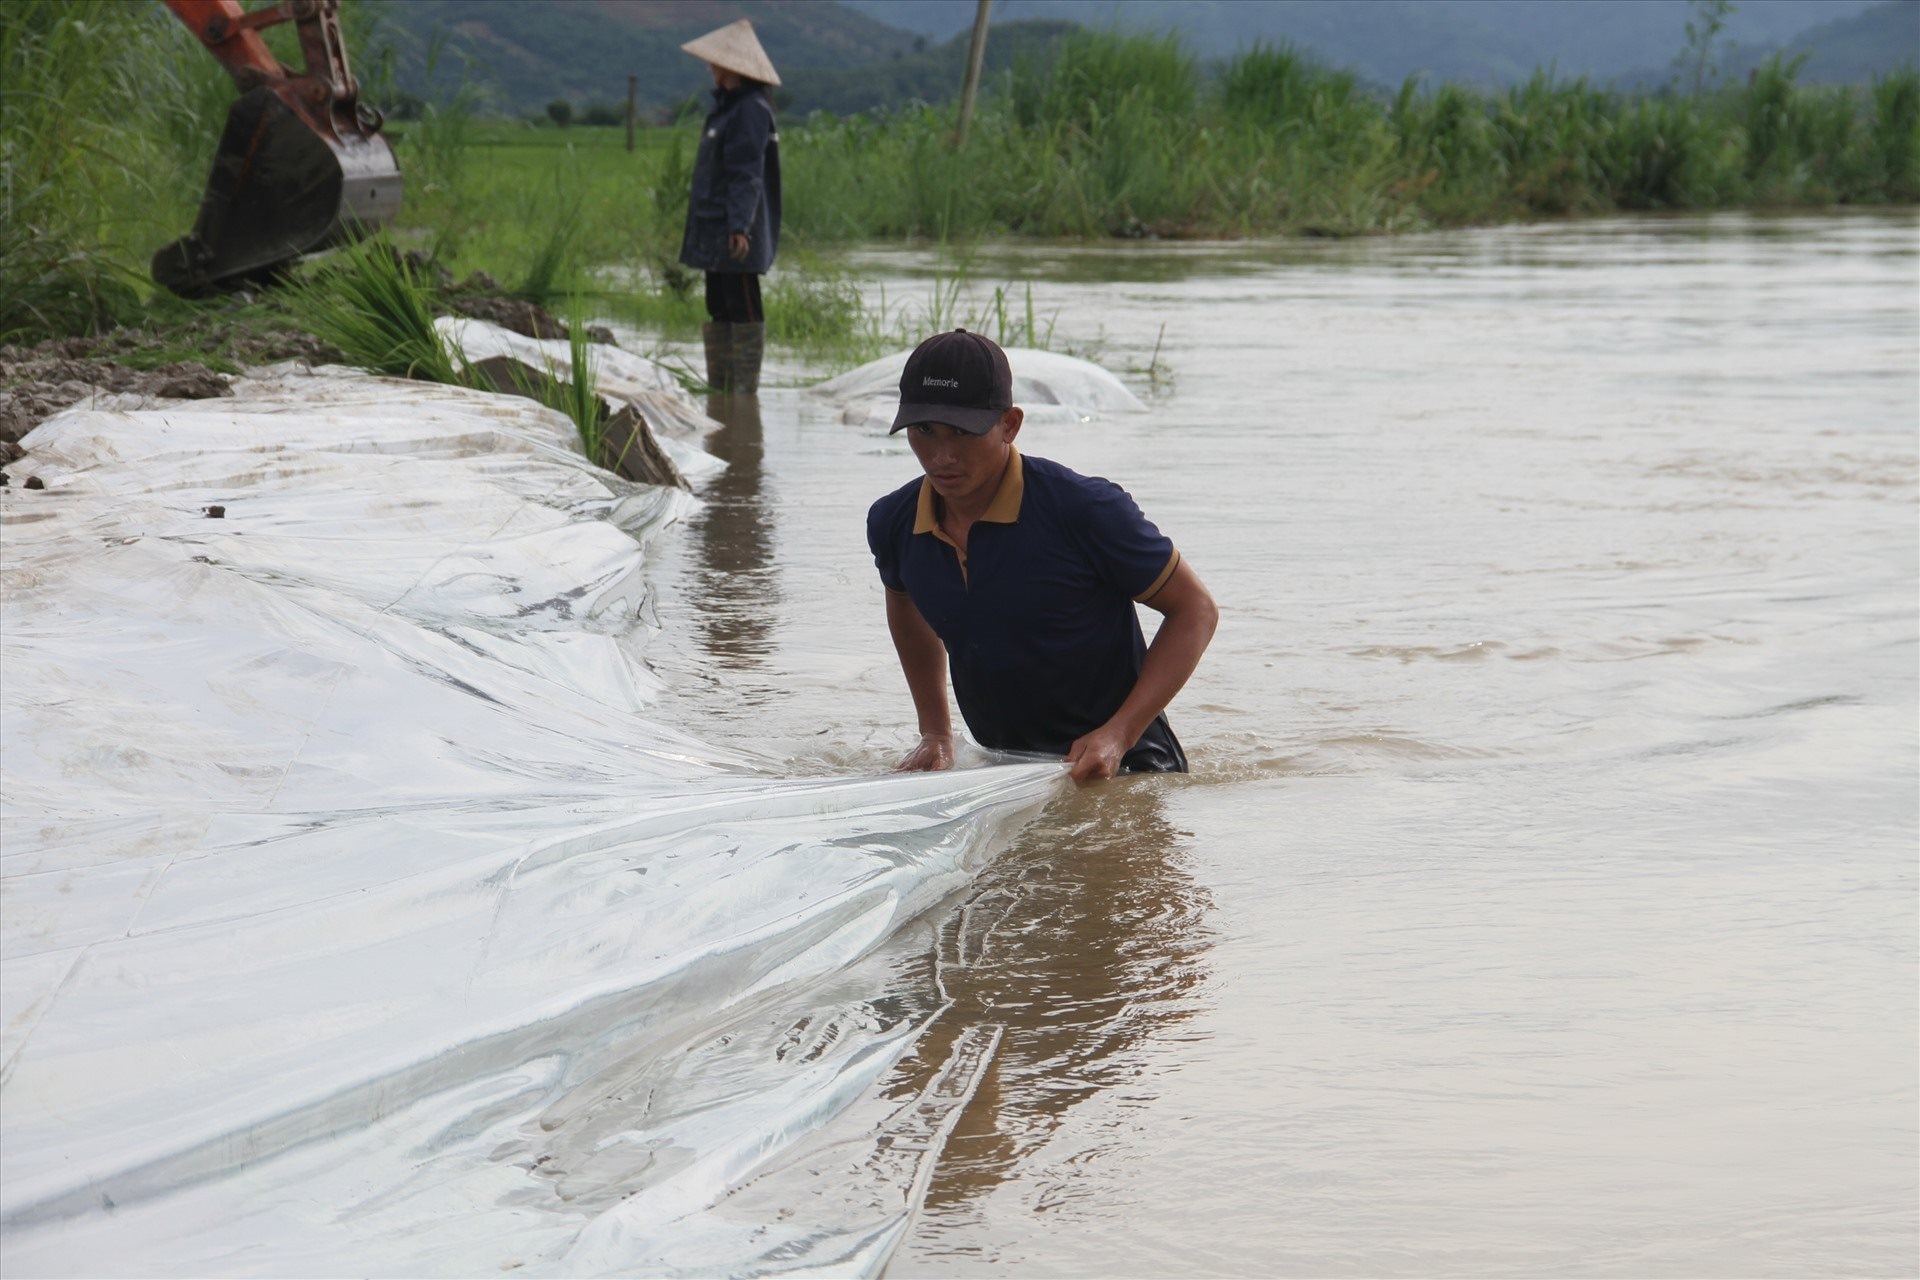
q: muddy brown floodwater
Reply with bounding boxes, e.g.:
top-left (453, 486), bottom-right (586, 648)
top-left (636, 212), bottom-right (1918, 1277)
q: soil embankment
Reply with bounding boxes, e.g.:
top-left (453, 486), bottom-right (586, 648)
top-left (0, 282), bottom-right (590, 471)
top-left (0, 326), bottom-right (334, 467)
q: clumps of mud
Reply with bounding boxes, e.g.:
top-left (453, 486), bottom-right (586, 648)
top-left (14, 322), bottom-right (341, 369)
top-left (0, 308), bottom-right (364, 461)
top-left (441, 272), bottom-right (614, 345)
top-left (0, 341), bottom-right (238, 465)
top-left (0, 264), bottom-right (614, 463)
top-left (448, 294), bottom-right (570, 340)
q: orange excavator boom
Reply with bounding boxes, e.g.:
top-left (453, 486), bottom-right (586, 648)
top-left (153, 0), bottom-right (402, 296)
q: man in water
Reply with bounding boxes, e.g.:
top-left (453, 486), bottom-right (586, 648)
top-left (868, 329), bottom-right (1218, 782)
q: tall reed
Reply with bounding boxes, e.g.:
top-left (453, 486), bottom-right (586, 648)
top-left (0, 1), bottom-right (226, 337)
top-left (1871, 70), bottom-right (1920, 200)
top-left (545, 299), bottom-right (603, 456)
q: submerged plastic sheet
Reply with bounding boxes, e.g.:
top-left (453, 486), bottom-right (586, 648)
top-left (811, 346), bottom-right (1148, 431)
top-left (0, 368), bottom-right (1061, 1276)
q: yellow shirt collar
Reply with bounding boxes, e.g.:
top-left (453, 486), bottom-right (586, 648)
top-left (913, 447), bottom-right (1025, 534)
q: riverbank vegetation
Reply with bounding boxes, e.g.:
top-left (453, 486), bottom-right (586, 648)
top-left (787, 34), bottom-right (1919, 240)
top-left (5, 3), bottom-right (1916, 352)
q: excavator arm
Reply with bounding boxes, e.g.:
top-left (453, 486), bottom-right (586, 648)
top-left (153, 0), bottom-right (402, 296)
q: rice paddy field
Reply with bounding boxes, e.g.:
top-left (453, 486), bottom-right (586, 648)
top-left (3, 3), bottom-right (1916, 353)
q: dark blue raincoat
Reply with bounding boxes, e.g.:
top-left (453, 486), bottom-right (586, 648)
top-left (678, 85), bottom-right (781, 276)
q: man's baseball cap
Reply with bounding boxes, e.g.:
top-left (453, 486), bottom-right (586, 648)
top-left (889, 328), bottom-right (1013, 435)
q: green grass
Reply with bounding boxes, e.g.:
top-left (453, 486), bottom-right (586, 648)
top-left (595, 248), bottom-right (1059, 372)
top-left (547, 298), bottom-right (603, 456)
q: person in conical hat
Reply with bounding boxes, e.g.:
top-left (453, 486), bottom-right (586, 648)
top-left (680, 18), bottom-right (781, 88)
top-left (678, 19), bottom-right (782, 395)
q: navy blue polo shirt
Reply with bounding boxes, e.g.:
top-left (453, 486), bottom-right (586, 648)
top-left (867, 449), bottom-right (1186, 767)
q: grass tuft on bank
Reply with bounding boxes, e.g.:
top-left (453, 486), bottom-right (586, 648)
top-left (281, 238), bottom-right (463, 384)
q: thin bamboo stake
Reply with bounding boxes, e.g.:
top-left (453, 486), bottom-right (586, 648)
top-left (957, 0), bottom-right (992, 146)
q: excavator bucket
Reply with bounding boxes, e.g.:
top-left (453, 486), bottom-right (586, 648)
top-left (152, 86), bottom-right (402, 297)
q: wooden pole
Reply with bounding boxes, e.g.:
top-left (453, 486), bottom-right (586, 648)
top-left (957, 0), bottom-right (992, 147)
top-left (626, 74), bottom-right (637, 152)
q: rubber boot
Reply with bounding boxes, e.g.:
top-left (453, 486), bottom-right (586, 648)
top-left (702, 321), bottom-right (733, 392)
top-left (729, 321), bottom-right (765, 396)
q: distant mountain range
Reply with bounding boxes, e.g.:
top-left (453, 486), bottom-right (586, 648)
top-left (360, 0), bottom-right (916, 116)
top-left (362, 0), bottom-right (1920, 119)
top-left (1723, 0), bottom-right (1920, 85)
top-left (845, 0), bottom-right (1917, 87)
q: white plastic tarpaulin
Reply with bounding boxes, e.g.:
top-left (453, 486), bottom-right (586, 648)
top-left (432, 315), bottom-right (725, 478)
top-left (812, 346), bottom-right (1148, 432)
top-left (0, 362), bottom-right (1061, 1276)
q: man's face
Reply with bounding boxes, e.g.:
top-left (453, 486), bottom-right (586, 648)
top-left (906, 414), bottom-right (1018, 506)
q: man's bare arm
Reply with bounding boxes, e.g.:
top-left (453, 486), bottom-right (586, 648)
top-left (1066, 558), bottom-right (1219, 783)
top-left (885, 589), bottom-right (956, 771)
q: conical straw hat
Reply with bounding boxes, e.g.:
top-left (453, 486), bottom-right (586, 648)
top-left (681, 19), bottom-right (781, 86)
